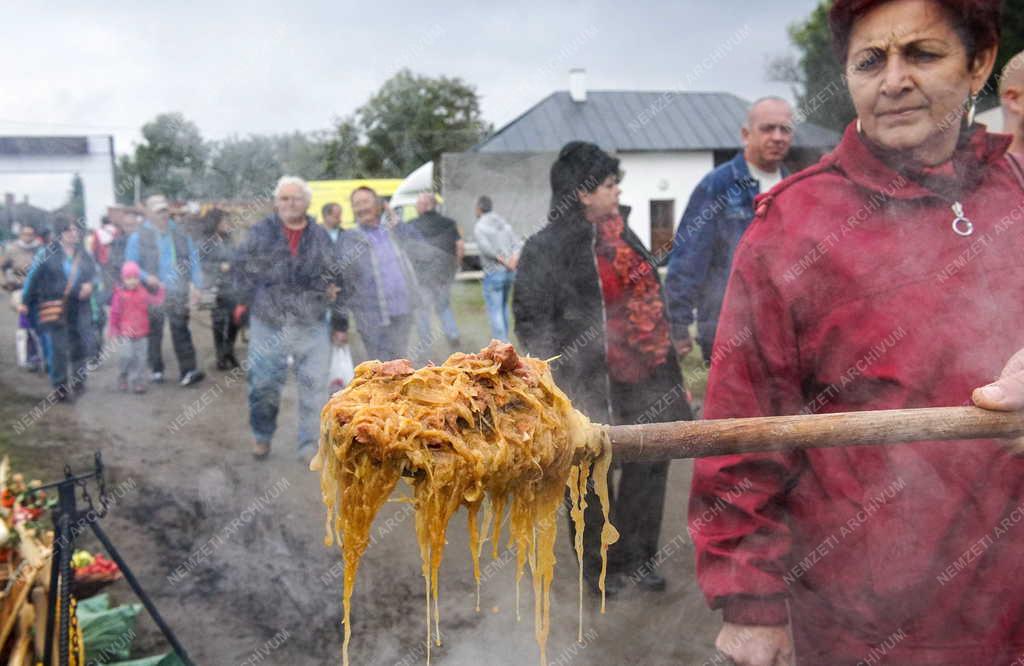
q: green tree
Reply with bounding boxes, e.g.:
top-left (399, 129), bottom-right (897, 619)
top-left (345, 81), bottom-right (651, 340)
top-left (352, 70), bottom-right (491, 177)
top-left (206, 135), bottom-right (282, 200)
top-left (770, 0), bottom-right (1024, 131)
top-left (65, 173), bottom-right (85, 221)
top-left (321, 117), bottom-right (362, 178)
top-left (114, 154), bottom-right (139, 205)
top-left (133, 112), bottom-right (208, 200)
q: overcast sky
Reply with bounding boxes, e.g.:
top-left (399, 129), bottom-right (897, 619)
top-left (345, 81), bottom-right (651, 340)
top-left (1, 0), bottom-right (820, 208)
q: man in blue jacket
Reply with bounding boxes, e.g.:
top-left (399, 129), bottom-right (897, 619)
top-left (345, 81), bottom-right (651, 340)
top-left (124, 194), bottom-right (205, 386)
top-left (233, 176), bottom-right (348, 462)
top-left (665, 97), bottom-right (793, 365)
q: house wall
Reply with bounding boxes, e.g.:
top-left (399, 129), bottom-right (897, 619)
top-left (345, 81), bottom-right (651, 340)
top-left (442, 150), bottom-right (718, 256)
top-left (440, 151), bottom-right (558, 243)
top-left (0, 135), bottom-right (115, 228)
top-left (616, 151), bottom-right (714, 256)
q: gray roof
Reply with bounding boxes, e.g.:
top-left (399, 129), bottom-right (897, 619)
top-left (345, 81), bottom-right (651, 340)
top-left (473, 91), bottom-right (838, 153)
top-left (0, 136), bottom-right (89, 156)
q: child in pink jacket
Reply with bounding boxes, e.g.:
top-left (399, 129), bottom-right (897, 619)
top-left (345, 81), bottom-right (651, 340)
top-left (109, 261), bottom-right (164, 392)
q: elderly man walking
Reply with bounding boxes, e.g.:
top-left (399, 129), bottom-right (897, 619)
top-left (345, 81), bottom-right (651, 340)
top-left (336, 186), bottom-right (419, 361)
top-left (665, 97), bottom-right (793, 366)
top-left (125, 194), bottom-right (206, 386)
top-left (233, 176), bottom-right (347, 461)
top-left (408, 192), bottom-right (462, 356)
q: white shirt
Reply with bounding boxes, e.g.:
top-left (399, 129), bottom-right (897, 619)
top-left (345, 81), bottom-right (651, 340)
top-left (747, 161), bottom-right (783, 193)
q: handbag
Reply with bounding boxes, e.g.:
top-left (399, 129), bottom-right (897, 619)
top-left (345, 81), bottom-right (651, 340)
top-left (37, 254), bottom-right (81, 325)
top-left (328, 343), bottom-right (355, 391)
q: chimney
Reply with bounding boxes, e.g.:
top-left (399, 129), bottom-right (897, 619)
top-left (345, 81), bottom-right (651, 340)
top-left (569, 68), bottom-right (587, 103)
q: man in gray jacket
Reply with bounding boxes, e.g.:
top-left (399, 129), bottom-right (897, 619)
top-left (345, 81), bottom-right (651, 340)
top-left (473, 196), bottom-right (519, 342)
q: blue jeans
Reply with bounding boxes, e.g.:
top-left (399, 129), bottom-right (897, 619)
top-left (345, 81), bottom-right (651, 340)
top-left (247, 316), bottom-right (329, 452)
top-left (415, 285), bottom-right (460, 348)
top-left (482, 269), bottom-right (514, 342)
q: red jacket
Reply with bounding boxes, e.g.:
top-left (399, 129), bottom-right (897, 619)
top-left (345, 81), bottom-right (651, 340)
top-left (109, 284), bottom-right (164, 339)
top-left (691, 124), bottom-right (1024, 664)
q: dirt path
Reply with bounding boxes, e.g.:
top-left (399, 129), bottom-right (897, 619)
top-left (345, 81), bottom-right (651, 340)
top-left (0, 297), bottom-right (722, 665)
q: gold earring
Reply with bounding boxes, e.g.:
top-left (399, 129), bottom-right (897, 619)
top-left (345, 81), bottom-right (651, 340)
top-left (966, 93), bottom-right (978, 126)
top-left (856, 118), bottom-right (863, 134)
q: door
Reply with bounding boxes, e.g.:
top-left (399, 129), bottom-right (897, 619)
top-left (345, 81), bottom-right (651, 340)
top-left (649, 199), bottom-right (676, 261)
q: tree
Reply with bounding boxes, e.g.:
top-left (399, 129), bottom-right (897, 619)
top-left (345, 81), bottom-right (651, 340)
top-left (321, 117), bottom-right (362, 179)
top-left (353, 70), bottom-right (491, 177)
top-left (65, 174), bottom-right (85, 221)
top-left (133, 112), bottom-right (208, 200)
top-left (768, 2), bottom-right (854, 132)
top-left (769, 1), bottom-right (1024, 131)
top-left (205, 135), bottom-right (282, 200)
top-left (113, 154), bottom-right (141, 205)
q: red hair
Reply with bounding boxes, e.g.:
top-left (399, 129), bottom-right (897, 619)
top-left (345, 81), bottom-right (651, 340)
top-left (828, 0), bottom-right (1001, 64)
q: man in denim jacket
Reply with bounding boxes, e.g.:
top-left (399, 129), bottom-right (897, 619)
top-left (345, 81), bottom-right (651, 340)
top-left (665, 98), bottom-right (793, 365)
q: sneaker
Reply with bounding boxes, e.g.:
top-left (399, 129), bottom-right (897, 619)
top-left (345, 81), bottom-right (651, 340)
top-left (252, 441), bottom-right (271, 460)
top-left (132, 384), bottom-right (147, 394)
top-left (180, 369), bottom-right (206, 387)
top-left (117, 380), bottom-right (129, 392)
top-left (151, 371), bottom-right (165, 384)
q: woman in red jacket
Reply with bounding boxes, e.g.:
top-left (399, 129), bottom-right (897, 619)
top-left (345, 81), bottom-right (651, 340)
top-left (691, 1), bottom-right (1024, 664)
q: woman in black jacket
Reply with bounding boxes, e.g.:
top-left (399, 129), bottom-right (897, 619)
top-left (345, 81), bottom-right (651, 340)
top-left (513, 142), bottom-right (693, 596)
top-left (20, 215), bottom-right (98, 401)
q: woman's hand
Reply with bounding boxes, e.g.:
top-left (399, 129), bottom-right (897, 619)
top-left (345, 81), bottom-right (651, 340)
top-left (78, 282), bottom-right (93, 300)
top-left (973, 349), bottom-right (1024, 411)
top-left (716, 623), bottom-right (793, 666)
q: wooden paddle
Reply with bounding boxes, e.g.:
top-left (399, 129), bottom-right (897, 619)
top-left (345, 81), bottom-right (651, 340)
top-left (605, 406), bottom-right (1024, 463)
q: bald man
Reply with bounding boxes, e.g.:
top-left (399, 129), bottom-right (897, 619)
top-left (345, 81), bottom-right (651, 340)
top-left (666, 97), bottom-right (794, 366)
top-left (407, 193), bottom-right (463, 357)
top-left (1001, 51), bottom-right (1024, 164)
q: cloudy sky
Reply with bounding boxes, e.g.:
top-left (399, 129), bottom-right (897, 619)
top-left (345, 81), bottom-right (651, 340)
top-left (1, 0), bottom-right (819, 208)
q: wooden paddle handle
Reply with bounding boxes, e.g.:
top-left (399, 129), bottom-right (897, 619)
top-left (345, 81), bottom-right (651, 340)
top-left (604, 406), bottom-right (1024, 463)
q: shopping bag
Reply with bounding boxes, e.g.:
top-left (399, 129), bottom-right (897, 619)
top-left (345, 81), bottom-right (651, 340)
top-left (329, 343), bottom-right (355, 391)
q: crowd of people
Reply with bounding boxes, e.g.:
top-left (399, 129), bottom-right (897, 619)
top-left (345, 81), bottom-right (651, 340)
top-left (2, 179), bottom-right (522, 463)
top-left (6, 1), bottom-right (1024, 662)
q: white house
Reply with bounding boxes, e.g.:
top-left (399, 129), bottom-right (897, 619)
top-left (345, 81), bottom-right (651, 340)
top-left (0, 135), bottom-right (116, 228)
top-left (441, 72), bottom-right (838, 253)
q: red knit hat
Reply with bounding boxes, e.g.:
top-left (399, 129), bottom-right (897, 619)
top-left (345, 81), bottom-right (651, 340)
top-left (828, 0), bottom-right (1002, 63)
top-left (121, 260), bottom-right (141, 280)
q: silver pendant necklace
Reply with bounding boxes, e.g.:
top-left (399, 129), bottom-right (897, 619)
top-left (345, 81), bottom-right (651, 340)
top-left (951, 201), bottom-right (973, 237)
